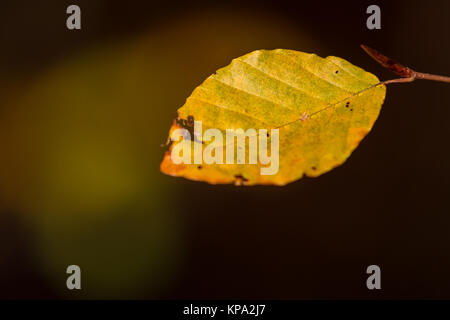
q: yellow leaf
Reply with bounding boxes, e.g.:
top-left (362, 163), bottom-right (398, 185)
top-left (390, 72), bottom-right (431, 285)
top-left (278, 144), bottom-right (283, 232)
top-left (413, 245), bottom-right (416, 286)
top-left (160, 49), bottom-right (386, 186)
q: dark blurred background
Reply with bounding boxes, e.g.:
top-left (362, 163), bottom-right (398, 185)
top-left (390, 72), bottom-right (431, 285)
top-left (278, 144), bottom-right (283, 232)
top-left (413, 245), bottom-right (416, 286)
top-left (0, 0), bottom-right (449, 299)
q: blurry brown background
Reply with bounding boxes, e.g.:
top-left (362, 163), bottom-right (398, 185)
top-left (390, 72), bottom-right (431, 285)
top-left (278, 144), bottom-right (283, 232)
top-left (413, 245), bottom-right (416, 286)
top-left (0, 0), bottom-right (450, 299)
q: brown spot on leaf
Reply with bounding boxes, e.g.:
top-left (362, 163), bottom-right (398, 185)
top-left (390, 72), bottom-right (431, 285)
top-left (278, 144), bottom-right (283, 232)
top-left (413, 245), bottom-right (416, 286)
top-left (187, 115), bottom-right (194, 127)
top-left (234, 174), bottom-right (249, 186)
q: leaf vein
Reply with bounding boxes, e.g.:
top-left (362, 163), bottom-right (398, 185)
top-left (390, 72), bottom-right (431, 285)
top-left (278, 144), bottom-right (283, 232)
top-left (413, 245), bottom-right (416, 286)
top-left (235, 59), bottom-right (329, 105)
top-left (327, 59), bottom-right (373, 85)
top-left (209, 76), bottom-right (298, 114)
top-left (187, 96), bottom-right (270, 126)
top-left (277, 52), bottom-right (355, 94)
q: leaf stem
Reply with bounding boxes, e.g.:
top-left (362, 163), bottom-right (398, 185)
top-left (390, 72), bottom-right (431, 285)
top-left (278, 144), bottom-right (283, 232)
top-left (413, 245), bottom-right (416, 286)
top-left (415, 72), bottom-right (450, 83)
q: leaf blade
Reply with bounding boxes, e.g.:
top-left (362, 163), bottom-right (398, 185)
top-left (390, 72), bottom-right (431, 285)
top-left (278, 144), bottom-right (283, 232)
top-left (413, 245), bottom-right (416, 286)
top-left (161, 49), bottom-right (386, 185)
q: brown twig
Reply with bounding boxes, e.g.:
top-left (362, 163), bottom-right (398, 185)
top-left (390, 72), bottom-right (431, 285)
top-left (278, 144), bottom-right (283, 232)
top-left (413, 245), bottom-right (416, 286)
top-left (361, 44), bottom-right (450, 85)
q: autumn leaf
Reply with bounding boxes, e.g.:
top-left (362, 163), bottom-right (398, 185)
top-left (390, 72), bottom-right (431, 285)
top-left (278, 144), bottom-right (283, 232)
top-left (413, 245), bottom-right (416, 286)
top-left (160, 49), bottom-right (387, 185)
